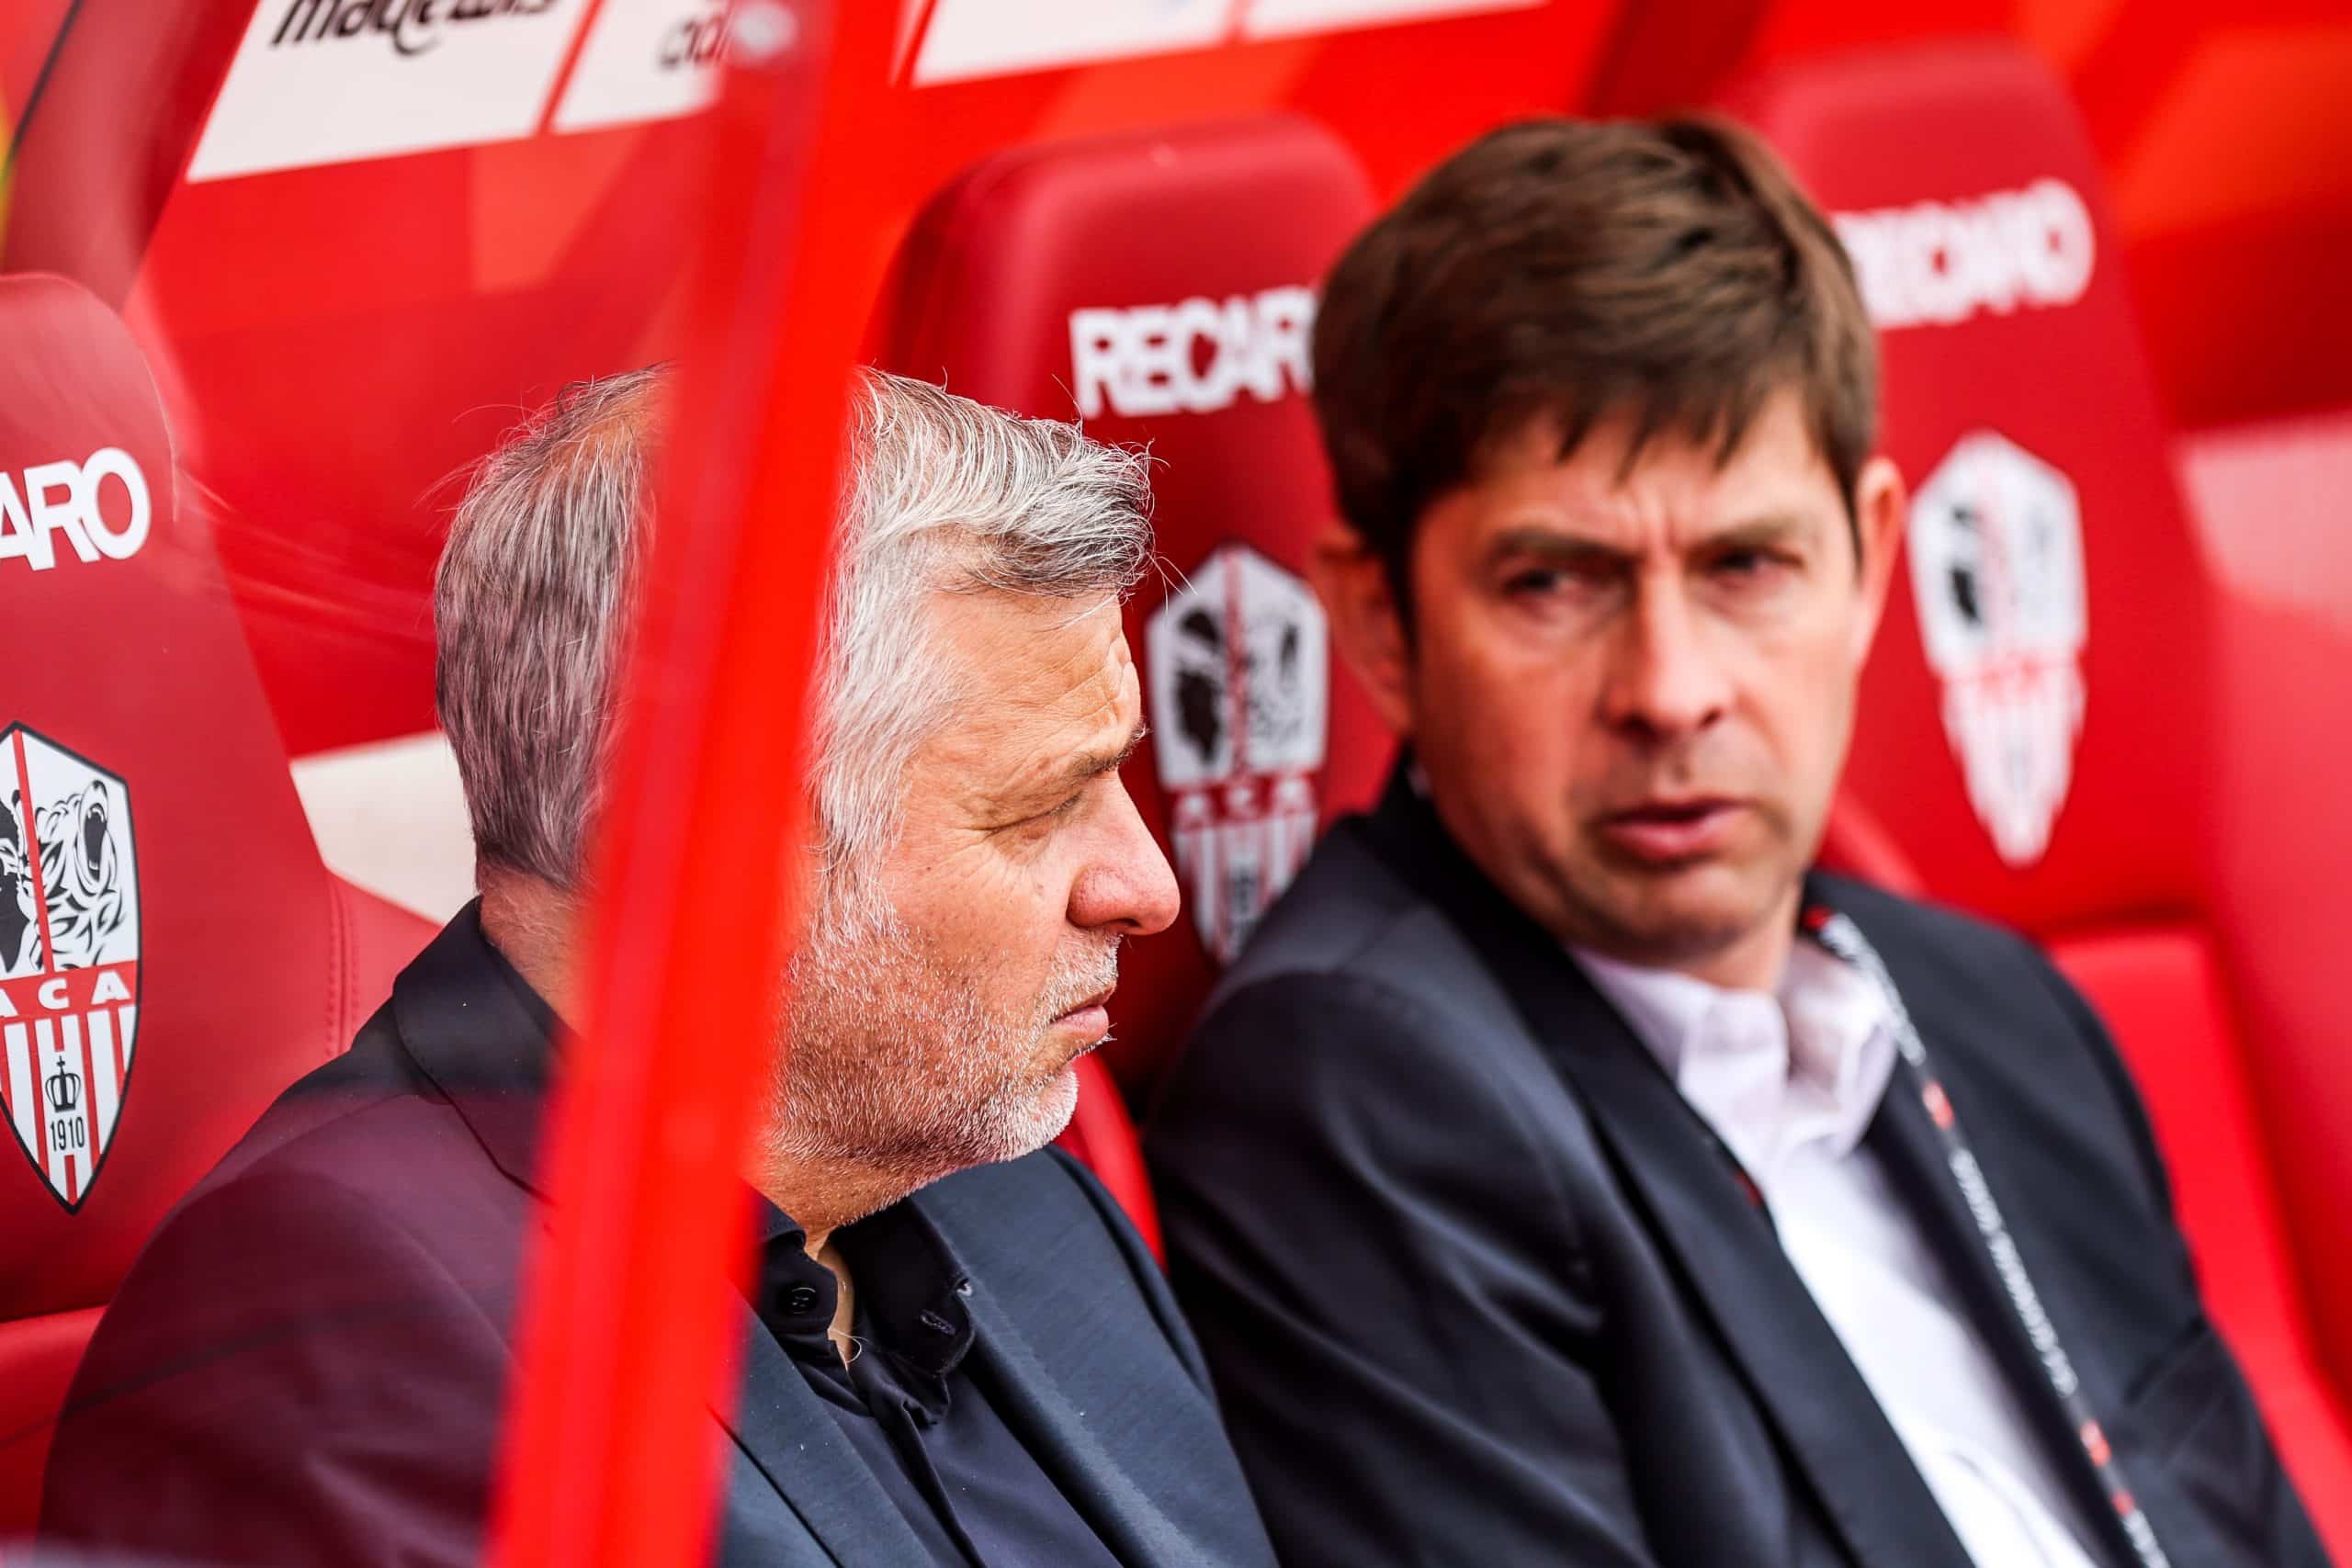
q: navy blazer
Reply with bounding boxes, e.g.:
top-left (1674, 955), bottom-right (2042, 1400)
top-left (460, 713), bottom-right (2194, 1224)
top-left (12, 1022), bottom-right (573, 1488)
top-left (42, 907), bottom-right (1277, 1568)
top-left (1148, 772), bottom-right (2324, 1568)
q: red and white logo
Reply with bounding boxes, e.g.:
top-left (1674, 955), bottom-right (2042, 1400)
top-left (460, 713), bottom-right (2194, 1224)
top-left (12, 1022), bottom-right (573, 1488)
top-left (1908, 431), bottom-right (2087, 865)
top-left (1145, 545), bottom-right (1328, 964)
top-left (0, 726), bottom-right (140, 1210)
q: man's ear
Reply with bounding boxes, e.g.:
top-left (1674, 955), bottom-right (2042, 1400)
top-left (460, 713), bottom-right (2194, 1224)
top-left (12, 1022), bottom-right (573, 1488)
top-left (1309, 526), bottom-right (1415, 738)
top-left (1848, 455), bottom-right (1908, 666)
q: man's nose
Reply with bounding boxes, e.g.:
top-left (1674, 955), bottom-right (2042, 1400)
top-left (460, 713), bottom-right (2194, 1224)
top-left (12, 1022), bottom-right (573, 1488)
top-left (1600, 577), bottom-right (1733, 743)
top-left (1070, 778), bottom-right (1182, 938)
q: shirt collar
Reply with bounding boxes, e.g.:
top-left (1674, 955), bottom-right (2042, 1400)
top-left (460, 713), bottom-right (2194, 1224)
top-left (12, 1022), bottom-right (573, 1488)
top-left (388, 901), bottom-right (563, 1196)
top-left (1570, 938), bottom-right (1897, 1179)
top-left (748, 1190), bottom-right (978, 1407)
top-left (1781, 940), bottom-right (1897, 1119)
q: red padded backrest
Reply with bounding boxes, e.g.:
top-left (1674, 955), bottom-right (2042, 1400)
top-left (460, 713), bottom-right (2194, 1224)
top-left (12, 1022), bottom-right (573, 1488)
top-left (1734, 39), bottom-right (2208, 928)
top-left (878, 118), bottom-right (1391, 1106)
top-left (0, 275), bottom-right (433, 1537)
top-left (2178, 411), bottom-right (2352, 640)
top-left (2050, 928), bottom-right (2352, 1518)
top-left (2179, 409), bottom-right (2352, 1420)
top-left (1726, 44), bottom-right (2352, 1555)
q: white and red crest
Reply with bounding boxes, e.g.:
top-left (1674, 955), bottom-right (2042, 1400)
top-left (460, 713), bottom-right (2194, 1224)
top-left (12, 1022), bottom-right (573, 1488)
top-left (1146, 544), bottom-right (1329, 964)
top-left (0, 724), bottom-right (140, 1210)
top-left (1908, 430), bottom-right (2088, 866)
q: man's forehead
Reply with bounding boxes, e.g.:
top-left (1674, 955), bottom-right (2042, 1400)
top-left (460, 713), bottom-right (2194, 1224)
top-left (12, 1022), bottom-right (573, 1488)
top-left (921, 592), bottom-right (1138, 783)
top-left (933, 591), bottom-right (1128, 693)
top-left (1472, 395), bottom-right (1841, 538)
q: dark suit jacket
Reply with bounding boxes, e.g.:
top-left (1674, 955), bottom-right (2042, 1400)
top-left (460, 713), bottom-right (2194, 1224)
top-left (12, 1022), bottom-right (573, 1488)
top-left (43, 907), bottom-right (1276, 1568)
top-left (1147, 773), bottom-right (2324, 1568)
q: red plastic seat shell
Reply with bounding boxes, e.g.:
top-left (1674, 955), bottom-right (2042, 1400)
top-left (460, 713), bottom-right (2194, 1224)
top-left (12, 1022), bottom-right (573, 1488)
top-left (0, 275), bottom-right (433, 1537)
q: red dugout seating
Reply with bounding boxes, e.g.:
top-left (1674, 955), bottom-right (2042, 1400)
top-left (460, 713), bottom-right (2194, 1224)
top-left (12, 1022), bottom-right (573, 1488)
top-left (2179, 411), bottom-right (2352, 641)
top-left (1727, 40), bottom-right (2352, 1553)
top-left (2177, 407), bottom-right (2352, 1456)
top-left (876, 118), bottom-right (1396, 1238)
top-left (0, 275), bottom-right (434, 1540)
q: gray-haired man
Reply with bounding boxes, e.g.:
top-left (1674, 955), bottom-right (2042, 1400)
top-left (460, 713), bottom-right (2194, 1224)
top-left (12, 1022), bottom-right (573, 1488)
top-left (42, 370), bottom-right (1279, 1568)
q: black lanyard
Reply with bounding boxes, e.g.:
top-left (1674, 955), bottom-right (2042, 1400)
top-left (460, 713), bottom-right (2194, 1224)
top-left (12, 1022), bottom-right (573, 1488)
top-left (1803, 904), bottom-right (2172, 1568)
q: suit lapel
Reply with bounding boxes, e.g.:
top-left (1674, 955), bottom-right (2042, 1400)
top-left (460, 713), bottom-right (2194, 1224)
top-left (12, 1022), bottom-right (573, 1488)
top-left (718, 1191), bottom-right (1190, 1568)
top-left (1522, 975), bottom-right (1977, 1568)
top-left (1848, 915), bottom-right (2139, 1568)
top-left (953, 1259), bottom-right (1188, 1568)
top-left (1361, 777), bottom-right (1973, 1568)
top-left (707, 1293), bottom-right (938, 1568)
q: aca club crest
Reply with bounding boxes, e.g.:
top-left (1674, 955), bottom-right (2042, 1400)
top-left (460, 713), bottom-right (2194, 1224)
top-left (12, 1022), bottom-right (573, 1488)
top-left (0, 724), bottom-right (140, 1210)
top-left (1908, 431), bottom-right (2088, 866)
top-left (1146, 544), bottom-right (1329, 964)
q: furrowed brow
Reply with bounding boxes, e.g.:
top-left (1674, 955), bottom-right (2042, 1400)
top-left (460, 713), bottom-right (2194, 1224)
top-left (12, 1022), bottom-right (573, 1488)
top-left (1485, 525), bottom-right (1633, 568)
top-left (1695, 513), bottom-right (1813, 552)
top-left (1054, 717), bottom-right (1148, 794)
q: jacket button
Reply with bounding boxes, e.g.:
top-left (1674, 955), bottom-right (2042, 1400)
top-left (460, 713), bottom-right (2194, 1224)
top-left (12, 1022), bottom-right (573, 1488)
top-left (784, 1283), bottom-right (822, 1315)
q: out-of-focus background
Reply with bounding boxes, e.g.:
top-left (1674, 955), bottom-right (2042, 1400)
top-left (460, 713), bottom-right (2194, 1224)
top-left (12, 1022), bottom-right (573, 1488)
top-left (3, 0), bottom-right (2349, 1557)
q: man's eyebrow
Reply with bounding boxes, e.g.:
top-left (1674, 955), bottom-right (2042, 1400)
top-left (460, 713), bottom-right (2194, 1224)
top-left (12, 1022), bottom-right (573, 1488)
top-left (1051, 717), bottom-right (1148, 793)
top-left (1485, 513), bottom-right (1816, 564)
top-left (1695, 512), bottom-right (1812, 549)
top-left (1484, 524), bottom-right (1631, 565)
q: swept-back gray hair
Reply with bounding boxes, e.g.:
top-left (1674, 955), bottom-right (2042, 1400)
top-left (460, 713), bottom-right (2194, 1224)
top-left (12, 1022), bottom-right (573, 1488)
top-left (435, 366), bottom-right (1151, 890)
top-left (436, 367), bottom-right (664, 890)
top-left (812, 371), bottom-right (1151, 873)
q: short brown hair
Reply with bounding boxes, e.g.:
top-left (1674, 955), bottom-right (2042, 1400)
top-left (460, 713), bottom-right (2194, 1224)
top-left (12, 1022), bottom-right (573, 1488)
top-left (1311, 115), bottom-right (1878, 600)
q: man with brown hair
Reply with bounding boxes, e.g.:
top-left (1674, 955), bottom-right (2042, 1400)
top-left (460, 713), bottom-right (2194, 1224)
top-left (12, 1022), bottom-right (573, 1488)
top-left (1147, 118), bottom-right (2324, 1568)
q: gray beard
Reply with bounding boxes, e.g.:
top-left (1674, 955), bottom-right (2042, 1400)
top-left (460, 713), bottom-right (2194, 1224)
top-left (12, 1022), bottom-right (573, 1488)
top-left (760, 874), bottom-right (1115, 1203)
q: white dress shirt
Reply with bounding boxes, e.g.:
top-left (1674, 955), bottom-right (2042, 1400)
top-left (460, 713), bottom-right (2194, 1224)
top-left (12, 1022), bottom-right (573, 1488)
top-left (1572, 941), bottom-right (2104, 1568)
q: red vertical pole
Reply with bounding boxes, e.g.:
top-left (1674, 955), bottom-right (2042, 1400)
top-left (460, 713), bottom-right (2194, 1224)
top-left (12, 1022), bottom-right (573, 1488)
top-left (485, 5), bottom-right (905, 1564)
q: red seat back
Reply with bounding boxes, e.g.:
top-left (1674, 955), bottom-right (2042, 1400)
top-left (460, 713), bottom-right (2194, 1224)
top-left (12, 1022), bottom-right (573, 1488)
top-left (0, 274), bottom-right (433, 1540)
top-left (879, 116), bottom-right (1390, 1093)
top-left (2177, 406), bottom-right (2352, 1432)
top-left (1726, 42), bottom-right (2352, 1555)
top-left (2179, 410), bottom-right (2352, 643)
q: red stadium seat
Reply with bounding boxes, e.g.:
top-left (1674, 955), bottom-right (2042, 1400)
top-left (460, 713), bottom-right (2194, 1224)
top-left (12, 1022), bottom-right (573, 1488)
top-left (2179, 410), bottom-right (2352, 640)
top-left (876, 117), bottom-right (1393, 1238)
top-left (2177, 406), bottom-right (2352, 1447)
top-left (1728, 41), bottom-right (2352, 1555)
top-left (0, 274), bottom-right (434, 1540)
